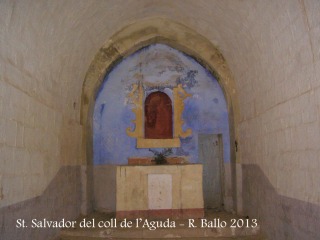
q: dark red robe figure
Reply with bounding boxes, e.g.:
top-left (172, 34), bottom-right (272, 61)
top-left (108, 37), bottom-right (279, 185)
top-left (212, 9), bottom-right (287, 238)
top-left (145, 91), bottom-right (173, 139)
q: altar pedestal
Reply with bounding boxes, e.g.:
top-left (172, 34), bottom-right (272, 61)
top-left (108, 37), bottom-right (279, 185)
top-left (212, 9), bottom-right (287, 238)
top-left (116, 164), bottom-right (204, 219)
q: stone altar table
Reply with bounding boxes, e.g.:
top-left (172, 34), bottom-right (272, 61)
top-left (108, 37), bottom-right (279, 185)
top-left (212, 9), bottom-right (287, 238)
top-left (116, 164), bottom-right (204, 219)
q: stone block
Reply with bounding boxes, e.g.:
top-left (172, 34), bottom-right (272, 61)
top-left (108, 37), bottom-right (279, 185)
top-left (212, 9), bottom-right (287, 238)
top-left (116, 164), bottom-right (203, 219)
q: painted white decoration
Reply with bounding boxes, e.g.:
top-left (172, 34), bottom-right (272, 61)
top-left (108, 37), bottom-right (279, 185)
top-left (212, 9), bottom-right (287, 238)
top-left (148, 174), bottom-right (172, 209)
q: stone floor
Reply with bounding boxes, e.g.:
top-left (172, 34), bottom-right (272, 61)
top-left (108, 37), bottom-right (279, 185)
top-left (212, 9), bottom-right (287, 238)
top-left (58, 210), bottom-right (265, 239)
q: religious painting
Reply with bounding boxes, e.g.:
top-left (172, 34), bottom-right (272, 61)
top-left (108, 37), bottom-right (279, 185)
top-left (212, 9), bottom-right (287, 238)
top-left (145, 92), bottom-right (173, 139)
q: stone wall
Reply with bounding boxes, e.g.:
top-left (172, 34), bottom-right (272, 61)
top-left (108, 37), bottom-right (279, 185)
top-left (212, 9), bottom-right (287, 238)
top-left (0, 166), bottom-right (81, 240)
top-left (0, 1), bottom-right (83, 209)
top-left (236, 0), bottom-right (320, 206)
top-left (0, 2), bottom-right (83, 239)
top-left (93, 165), bottom-right (117, 212)
top-left (235, 1), bottom-right (320, 238)
top-left (243, 165), bottom-right (320, 240)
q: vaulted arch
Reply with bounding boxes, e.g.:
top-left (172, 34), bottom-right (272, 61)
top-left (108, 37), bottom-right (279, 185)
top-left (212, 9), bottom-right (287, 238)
top-left (81, 17), bottom-right (240, 214)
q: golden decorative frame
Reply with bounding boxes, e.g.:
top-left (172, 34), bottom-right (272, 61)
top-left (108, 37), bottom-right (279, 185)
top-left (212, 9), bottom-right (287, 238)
top-left (126, 83), bottom-right (192, 148)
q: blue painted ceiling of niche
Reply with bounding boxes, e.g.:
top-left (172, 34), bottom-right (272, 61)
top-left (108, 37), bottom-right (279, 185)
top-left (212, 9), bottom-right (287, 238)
top-left (93, 44), bottom-right (230, 165)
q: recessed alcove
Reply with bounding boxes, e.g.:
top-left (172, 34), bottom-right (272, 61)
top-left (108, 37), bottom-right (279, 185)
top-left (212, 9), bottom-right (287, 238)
top-left (92, 43), bottom-right (231, 216)
top-left (145, 91), bottom-right (173, 139)
top-left (126, 82), bottom-right (193, 148)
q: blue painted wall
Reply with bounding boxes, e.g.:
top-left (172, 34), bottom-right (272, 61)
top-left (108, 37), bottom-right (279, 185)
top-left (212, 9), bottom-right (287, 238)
top-left (93, 44), bottom-right (230, 165)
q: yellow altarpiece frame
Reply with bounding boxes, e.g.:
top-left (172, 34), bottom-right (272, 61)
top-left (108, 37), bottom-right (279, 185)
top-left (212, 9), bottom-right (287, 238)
top-left (126, 83), bottom-right (192, 148)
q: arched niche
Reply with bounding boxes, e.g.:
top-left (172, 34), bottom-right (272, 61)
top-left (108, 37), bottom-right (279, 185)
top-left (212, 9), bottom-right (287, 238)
top-left (145, 91), bottom-right (173, 139)
top-left (125, 81), bottom-right (192, 148)
top-left (81, 17), bottom-right (241, 215)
